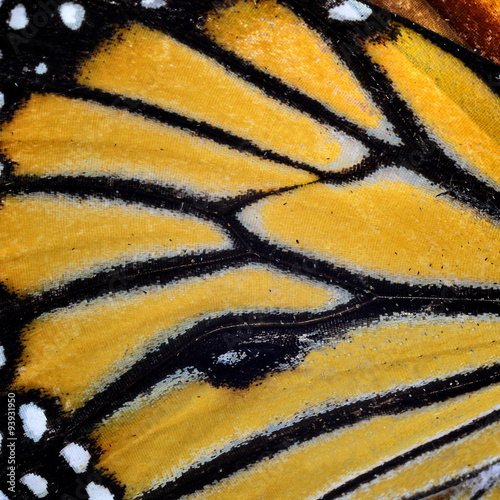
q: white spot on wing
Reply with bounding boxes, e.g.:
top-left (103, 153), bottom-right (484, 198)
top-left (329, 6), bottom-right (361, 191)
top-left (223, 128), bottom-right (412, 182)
top-left (8, 4), bottom-right (28, 29)
top-left (328, 0), bottom-right (372, 21)
top-left (468, 463), bottom-right (500, 496)
top-left (141, 0), bottom-right (166, 7)
top-left (60, 443), bottom-right (91, 473)
top-left (35, 62), bottom-right (47, 74)
top-left (59, 2), bottom-right (85, 30)
top-left (0, 490), bottom-right (8, 500)
top-left (86, 483), bottom-right (114, 500)
top-left (0, 346), bottom-right (5, 367)
top-left (20, 474), bottom-right (48, 498)
top-left (217, 351), bottom-right (248, 366)
top-left (0, 92), bottom-right (4, 109)
top-left (19, 403), bottom-right (47, 442)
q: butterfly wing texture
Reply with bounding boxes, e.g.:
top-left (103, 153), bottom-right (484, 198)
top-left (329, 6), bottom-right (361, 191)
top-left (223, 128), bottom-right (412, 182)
top-left (1, 0), bottom-right (500, 499)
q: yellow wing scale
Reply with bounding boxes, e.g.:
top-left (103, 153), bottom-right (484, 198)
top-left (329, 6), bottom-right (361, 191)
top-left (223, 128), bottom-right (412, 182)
top-left (187, 384), bottom-right (500, 500)
top-left (0, 193), bottom-right (232, 295)
top-left (1, 1), bottom-right (500, 499)
top-left (366, 24), bottom-right (500, 189)
top-left (92, 313), bottom-right (500, 497)
top-left (77, 24), bottom-right (368, 171)
top-left (15, 264), bottom-right (348, 411)
top-left (2, 93), bottom-right (318, 200)
top-left (203, 0), bottom-right (398, 144)
top-left (342, 420), bottom-right (500, 500)
top-left (239, 167), bottom-right (500, 288)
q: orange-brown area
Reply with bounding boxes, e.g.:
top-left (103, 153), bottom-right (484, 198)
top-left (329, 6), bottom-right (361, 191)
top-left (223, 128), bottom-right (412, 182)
top-left (426, 0), bottom-right (500, 65)
top-left (370, 0), bottom-right (464, 44)
top-left (373, 0), bottom-right (500, 65)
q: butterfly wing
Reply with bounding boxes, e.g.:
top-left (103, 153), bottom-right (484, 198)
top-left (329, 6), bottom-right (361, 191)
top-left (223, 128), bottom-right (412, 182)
top-left (1, 0), bottom-right (500, 498)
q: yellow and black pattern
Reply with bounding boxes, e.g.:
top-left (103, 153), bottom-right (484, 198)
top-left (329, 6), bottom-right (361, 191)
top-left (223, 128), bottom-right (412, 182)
top-left (1, 0), bottom-right (500, 498)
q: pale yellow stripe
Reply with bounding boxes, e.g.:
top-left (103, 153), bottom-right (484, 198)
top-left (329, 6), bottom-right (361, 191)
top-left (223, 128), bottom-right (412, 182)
top-left (341, 420), bottom-right (500, 500)
top-left (1, 94), bottom-right (317, 199)
top-left (0, 193), bottom-right (230, 295)
top-left (92, 313), bottom-right (500, 497)
top-left (186, 384), bottom-right (500, 500)
top-left (239, 168), bottom-right (500, 288)
top-left (204, 0), bottom-right (395, 142)
top-left (77, 24), bottom-right (367, 171)
top-left (366, 25), bottom-right (500, 189)
top-left (14, 264), bottom-right (347, 411)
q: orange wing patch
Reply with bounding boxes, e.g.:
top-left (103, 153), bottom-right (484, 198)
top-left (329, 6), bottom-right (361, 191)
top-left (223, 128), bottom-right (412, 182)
top-left (0, 193), bottom-right (232, 295)
top-left (204, 0), bottom-right (398, 144)
top-left (239, 168), bottom-right (500, 288)
top-left (77, 24), bottom-right (367, 171)
top-left (92, 313), bottom-right (500, 497)
top-left (366, 25), bottom-right (500, 190)
top-left (1, 94), bottom-right (318, 200)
